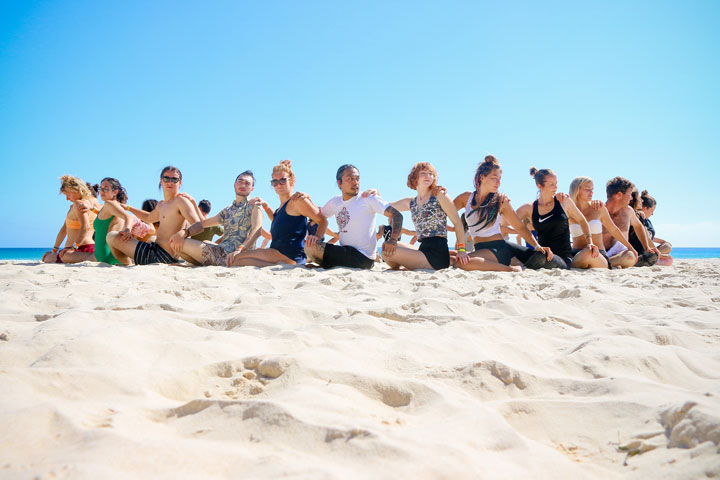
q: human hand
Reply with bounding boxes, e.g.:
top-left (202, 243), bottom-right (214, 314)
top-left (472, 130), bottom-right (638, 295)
top-left (305, 235), bottom-right (321, 248)
top-left (456, 250), bottom-right (469, 265)
top-left (588, 243), bottom-right (599, 258)
top-left (432, 185), bottom-right (447, 197)
top-left (382, 238), bottom-right (397, 257)
top-left (226, 246), bottom-right (245, 266)
top-left (555, 192), bottom-right (570, 202)
top-left (169, 231), bottom-right (185, 254)
top-left (176, 192), bottom-right (196, 203)
top-left (591, 200), bottom-right (603, 210)
top-left (361, 189), bottom-right (379, 198)
top-left (118, 229), bottom-right (133, 241)
top-left (291, 192), bottom-right (309, 202)
top-left (536, 245), bottom-right (553, 261)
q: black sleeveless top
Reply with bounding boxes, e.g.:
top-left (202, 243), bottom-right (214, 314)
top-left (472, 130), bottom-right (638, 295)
top-left (532, 198), bottom-right (571, 258)
top-left (628, 214), bottom-right (654, 254)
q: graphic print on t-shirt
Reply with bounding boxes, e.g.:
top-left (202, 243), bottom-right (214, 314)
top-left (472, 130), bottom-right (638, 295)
top-left (337, 207), bottom-right (350, 231)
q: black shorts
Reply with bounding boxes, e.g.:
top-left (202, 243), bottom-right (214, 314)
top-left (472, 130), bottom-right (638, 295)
top-left (134, 241), bottom-right (177, 265)
top-left (321, 243), bottom-right (374, 270)
top-left (418, 236), bottom-right (450, 270)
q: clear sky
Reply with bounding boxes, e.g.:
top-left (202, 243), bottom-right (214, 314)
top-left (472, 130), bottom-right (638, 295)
top-left (1, 1), bottom-right (718, 248)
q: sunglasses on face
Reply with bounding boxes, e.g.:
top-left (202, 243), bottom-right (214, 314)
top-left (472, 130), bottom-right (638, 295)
top-left (162, 175), bottom-right (180, 184)
top-left (270, 178), bottom-right (289, 187)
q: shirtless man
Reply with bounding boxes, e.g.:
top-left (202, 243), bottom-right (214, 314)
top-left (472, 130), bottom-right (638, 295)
top-left (107, 166), bottom-right (202, 265)
top-left (176, 171), bottom-right (263, 266)
top-left (305, 164), bottom-right (403, 269)
top-left (603, 176), bottom-right (658, 268)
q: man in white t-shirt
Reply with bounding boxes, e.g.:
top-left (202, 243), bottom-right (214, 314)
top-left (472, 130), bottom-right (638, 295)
top-left (305, 164), bottom-right (403, 269)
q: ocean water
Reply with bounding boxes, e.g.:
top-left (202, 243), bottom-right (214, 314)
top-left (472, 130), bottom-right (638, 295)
top-left (2, 247), bottom-right (720, 262)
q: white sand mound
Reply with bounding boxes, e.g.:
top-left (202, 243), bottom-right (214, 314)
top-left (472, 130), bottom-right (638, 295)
top-left (1, 259), bottom-right (719, 479)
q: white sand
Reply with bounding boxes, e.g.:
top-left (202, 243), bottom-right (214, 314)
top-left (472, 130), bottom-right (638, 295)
top-left (1, 259), bottom-right (719, 479)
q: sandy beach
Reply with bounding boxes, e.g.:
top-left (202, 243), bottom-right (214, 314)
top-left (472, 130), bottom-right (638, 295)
top-left (1, 259), bottom-right (719, 479)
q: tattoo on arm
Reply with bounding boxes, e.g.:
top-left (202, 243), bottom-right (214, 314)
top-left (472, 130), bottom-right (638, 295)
top-left (385, 206), bottom-right (403, 240)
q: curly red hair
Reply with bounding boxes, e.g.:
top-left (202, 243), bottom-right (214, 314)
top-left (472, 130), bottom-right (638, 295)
top-left (407, 162), bottom-right (438, 190)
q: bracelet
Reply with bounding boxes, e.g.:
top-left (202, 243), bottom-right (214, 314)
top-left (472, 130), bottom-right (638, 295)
top-left (458, 248), bottom-right (466, 253)
top-left (456, 243), bottom-right (465, 248)
top-left (52, 247), bottom-right (59, 253)
top-left (237, 245), bottom-right (246, 253)
top-left (124, 205), bottom-right (131, 211)
top-left (72, 243), bottom-right (79, 249)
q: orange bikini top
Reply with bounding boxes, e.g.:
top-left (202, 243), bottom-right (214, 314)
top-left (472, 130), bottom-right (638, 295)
top-left (66, 205), bottom-right (97, 230)
top-left (66, 218), bottom-right (82, 229)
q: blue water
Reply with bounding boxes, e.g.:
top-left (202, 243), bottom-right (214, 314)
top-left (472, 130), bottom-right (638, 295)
top-left (2, 247), bottom-right (720, 262)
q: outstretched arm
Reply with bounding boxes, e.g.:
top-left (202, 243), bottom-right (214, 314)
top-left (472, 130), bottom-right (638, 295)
top-left (629, 211), bottom-right (659, 255)
top-left (600, 207), bottom-right (637, 258)
top-left (389, 197), bottom-right (412, 212)
top-left (562, 197), bottom-right (598, 256)
top-left (294, 197), bottom-right (328, 247)
top-left (501, 201), bottom-right (553, 260)
top-left (381, 205), bottom-right (403, 256)
top-left (437, 192), bottom-right (469, 265)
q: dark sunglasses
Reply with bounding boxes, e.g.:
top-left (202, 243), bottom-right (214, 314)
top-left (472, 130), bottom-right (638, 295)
top-left (161, 175), bottom-right (180, 184)
top-left (270, 178), bottom-right (288, 187)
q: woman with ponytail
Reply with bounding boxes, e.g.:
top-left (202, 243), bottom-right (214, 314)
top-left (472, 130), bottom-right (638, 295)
top-left (452, 155), bottom-right (554, 271)
top-left (515, 167), bottom-right (600, 269)
top-left (42, 175), bottom-right (101, 263)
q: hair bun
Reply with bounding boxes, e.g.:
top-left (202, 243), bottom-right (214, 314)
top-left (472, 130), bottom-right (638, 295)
top-left (280, 159), bottom-right (292, 168)
top-left (641, 190), bottom-right (649, 196)
top-left (484, 155), bottom-right (497, 164)
top-left (529, 167), bottom-right (537, 176)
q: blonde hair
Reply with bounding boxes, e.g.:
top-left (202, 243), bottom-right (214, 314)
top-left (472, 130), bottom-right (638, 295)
top-left (407, 162), bottom-right (438, 190)
top-left (59, 175), bottom-right (95, 200)
top-left (272, 160), bottom-right (295, 186)
top-left (569, 176), bottom-right (593, 205)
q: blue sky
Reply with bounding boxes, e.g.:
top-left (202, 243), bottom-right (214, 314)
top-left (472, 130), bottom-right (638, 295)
top-left (1, 1), bottom-right (718, 247)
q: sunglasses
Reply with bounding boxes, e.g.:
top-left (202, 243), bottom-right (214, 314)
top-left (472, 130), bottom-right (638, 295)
top-left (161, 175), bottom-right (180, 184)
top-left (270, 178), bottom-right (289, 187)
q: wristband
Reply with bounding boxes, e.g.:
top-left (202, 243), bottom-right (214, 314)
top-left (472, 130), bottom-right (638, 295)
top-left (52, 247), bottom-right (59, 253)
top-left (456, 243), bottom-right (465, 248)
top-left (124, 205), bottom-right (131, 211)
top-left (458, 248), bottom-right (466, 253)
top-left (72, 243), bottom-right (79, 249)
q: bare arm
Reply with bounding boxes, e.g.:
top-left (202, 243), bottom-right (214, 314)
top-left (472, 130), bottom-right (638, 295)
top-left (438, 192), bottom-right (465, 246)
top-left (241, 205), bottom-right (263, 250)
top-left (562, 197), bottom-right (593, 245)
top-left (293, 197), bottom-right (329, 242)
top-left (453, 191), bottom-right (471, 212)
top-left (74, 201), bottom-right (92, 244)
top-left (389, 197), bottom-right (412, 212)
top-left (600, 207), bottom-right (637, 254)
top-left (500, 201), bottom-right (553, 258)
top-left (104, 200), bottom-right (135, 232)
top-left (53, 221), bottom-right (67, 250)
top-left (629, 211), bottom-right (657, 253)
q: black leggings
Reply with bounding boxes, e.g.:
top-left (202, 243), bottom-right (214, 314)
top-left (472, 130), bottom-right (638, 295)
top-left (474, 240), bottom-right (567, 269)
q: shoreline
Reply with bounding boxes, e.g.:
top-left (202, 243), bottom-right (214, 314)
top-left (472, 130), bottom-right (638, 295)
top-left (1, 259), bottom-right (719, 479)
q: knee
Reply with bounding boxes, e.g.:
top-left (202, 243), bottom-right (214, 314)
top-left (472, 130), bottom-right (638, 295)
top-left (106, 231), bottom-right (118, 246)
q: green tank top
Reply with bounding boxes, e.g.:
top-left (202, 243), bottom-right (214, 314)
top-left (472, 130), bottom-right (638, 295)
top-left (93, 215), bottom-right (121, 265)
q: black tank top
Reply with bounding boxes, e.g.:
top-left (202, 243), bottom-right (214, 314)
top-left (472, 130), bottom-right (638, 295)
top-left (628, 214), bottom-right (653, 254)
top-left (532, 198), bottom-right (571, 258)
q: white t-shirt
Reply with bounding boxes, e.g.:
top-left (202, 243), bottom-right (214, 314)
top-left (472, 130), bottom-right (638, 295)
top-left (321, 194), bottom-right (389, 259)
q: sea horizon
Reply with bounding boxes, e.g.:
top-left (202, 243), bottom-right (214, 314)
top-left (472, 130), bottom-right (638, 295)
top-left (2, 247), bottom-right (719, 262)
